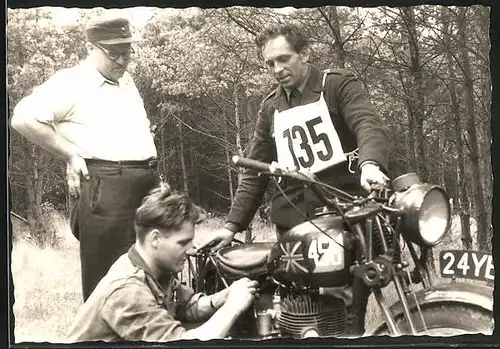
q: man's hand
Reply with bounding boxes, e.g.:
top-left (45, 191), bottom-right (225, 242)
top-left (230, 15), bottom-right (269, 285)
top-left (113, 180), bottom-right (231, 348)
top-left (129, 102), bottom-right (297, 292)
top-left (182, 277), bottom-right (258, 340)
top-left (67, 155), bottom-right (90, 197)
top-left (197, 228), bottom-right (235, 252)
top-left (360, 162), bottom-right (389, 192)
top-left (224, 277), bottom-right (259, 314)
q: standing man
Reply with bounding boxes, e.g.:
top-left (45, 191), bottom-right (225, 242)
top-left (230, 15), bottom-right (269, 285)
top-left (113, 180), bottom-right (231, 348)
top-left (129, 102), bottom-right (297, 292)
top-left (10, 16), bottom-right (159, 300)
top-left (199, 24), bottom-right (390, 335)
top-left (204, 23), bottom-right (390, 255)
top-left (68, 184), bottom-right (258, 342)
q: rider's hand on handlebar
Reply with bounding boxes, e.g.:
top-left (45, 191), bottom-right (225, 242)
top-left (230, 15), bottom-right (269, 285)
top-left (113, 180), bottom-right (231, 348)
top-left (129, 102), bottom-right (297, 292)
top-left (360, 162), bottom-right (389, 192)
top-left (269, 161), bottom-right (282, 174)
top-left (197, 228), bottom-right (235, 252)
top-left (224, 277), bottom-right (259, 313)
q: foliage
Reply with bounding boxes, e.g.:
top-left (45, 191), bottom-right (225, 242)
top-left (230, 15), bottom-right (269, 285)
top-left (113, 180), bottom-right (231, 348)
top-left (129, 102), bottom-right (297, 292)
top-left (7, 6), bottom-right (492, 251)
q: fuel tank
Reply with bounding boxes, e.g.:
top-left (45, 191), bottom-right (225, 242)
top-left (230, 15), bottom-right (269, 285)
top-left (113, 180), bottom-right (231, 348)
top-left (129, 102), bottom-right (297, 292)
top-left (268, 214), bottom-right (355, 288)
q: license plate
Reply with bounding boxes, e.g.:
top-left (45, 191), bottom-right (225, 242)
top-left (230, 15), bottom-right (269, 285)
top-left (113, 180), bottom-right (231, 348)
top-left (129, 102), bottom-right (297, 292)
top-left (439, 250), bottom-right (494, 281)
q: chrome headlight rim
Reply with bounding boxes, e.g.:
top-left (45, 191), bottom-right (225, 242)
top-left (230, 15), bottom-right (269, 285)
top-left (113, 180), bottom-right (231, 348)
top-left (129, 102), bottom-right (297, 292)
top-left (392, 183), bottom-right (451, 247)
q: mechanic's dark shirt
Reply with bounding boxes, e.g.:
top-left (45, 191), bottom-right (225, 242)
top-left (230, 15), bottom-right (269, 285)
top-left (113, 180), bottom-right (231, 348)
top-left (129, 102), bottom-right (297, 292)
top-left (68, 245), bottom-right (210, 342)
top-left (226, 65), bottom-right (390, 230)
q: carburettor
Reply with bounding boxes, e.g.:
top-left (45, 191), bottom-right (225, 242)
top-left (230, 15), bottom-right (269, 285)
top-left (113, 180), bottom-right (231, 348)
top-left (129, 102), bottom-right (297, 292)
top-left (253, 291), bottom-right (281, 338)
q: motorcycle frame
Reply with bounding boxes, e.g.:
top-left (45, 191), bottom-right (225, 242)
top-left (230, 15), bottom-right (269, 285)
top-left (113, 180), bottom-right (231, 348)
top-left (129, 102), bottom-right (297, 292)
top-left (185, 189), bottom-right (440, 337)
top-left (351, 207), bottom-right (435, 336)
top-left (204, 157), bottom-right (492, 338)
top-left (186, 214), bottom-right (435, 338)
top-left (185, 171), bottom-right (441, 337)
top-left (188, 249), bottom-right (228, 294)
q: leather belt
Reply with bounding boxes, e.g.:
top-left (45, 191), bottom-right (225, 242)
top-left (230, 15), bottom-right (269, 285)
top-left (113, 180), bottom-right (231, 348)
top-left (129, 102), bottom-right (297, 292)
top-left (85, 157), bottom-right (158, 170)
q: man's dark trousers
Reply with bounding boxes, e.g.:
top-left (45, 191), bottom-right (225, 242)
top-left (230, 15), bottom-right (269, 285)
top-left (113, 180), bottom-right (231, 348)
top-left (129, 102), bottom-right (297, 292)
top-left (70, 160), bottom-right (159, 301)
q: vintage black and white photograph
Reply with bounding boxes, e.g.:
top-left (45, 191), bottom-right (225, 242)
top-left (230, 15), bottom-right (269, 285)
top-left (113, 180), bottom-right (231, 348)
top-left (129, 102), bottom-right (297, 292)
top-left (7, 4), bottom-right (494, 344)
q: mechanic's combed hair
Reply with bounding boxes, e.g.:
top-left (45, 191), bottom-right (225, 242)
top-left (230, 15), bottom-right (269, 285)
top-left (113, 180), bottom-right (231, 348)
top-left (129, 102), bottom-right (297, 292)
top-left (134, 183), bottom-right (206, 241)
top-left (255, 24), bottom-right (309, 56)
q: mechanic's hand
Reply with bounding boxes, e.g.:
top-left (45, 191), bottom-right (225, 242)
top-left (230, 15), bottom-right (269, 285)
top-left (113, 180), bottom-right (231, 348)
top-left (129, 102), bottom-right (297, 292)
top-left (224, 277), bottom-right (259, 314)
top-left (197, 228), bottom-right (236, 252)
top-left (67, 154), bottom-right (90, 198)
top-left (360, 163), bottom-right (389, 192)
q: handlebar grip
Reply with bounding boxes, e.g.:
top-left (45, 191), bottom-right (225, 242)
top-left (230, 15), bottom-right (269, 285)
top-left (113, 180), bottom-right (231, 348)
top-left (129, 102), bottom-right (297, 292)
top-left (232, 156), bottom-right (270, 172)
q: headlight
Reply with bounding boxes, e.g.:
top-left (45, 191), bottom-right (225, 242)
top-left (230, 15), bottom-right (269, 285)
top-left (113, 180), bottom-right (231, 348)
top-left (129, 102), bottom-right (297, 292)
top-left (390, 174), bottom-right (451, 246)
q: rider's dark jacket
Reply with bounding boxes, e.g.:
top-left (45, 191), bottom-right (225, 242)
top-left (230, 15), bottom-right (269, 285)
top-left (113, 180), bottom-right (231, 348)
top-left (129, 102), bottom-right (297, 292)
top-left (225, 65), bottom-right (390, 231)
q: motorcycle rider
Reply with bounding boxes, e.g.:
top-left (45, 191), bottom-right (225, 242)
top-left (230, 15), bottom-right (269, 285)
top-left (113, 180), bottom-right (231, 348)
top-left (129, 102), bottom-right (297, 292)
top-left (199, 24), bottom-right (390, 336)
top-left (68, 183), bottom-right (258, 342)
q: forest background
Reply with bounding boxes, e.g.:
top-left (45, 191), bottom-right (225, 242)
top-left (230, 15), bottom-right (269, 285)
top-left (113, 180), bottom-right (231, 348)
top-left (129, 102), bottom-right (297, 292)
top-left (6, 5), bottom-right (493, 342)
top-left (8, 5), bottom-right (492, 250)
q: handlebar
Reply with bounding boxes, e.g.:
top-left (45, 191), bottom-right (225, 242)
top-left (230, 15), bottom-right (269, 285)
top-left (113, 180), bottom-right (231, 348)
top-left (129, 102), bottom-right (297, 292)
top-left (232, 156), bottom-right (271, 173)
top-left (232, 155), bottom-right (357, 203)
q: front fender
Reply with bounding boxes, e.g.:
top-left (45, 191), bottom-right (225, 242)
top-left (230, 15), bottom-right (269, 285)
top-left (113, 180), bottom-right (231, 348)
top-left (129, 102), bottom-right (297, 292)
top-left (365, 282), bottom-right (493, 336)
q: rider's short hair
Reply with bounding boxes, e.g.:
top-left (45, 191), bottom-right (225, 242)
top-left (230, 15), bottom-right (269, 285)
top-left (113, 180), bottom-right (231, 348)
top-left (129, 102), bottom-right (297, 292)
top-left (134, 183), bottom-right (206, 242)
top-left (255, 24), bottom-right (309, 57)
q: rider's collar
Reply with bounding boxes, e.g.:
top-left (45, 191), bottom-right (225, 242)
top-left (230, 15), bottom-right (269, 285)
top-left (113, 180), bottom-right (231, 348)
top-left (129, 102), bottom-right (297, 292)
top-left (283, 64), bottom-right (311, 100)
top-left (273, 64), bottom-right (324, 109)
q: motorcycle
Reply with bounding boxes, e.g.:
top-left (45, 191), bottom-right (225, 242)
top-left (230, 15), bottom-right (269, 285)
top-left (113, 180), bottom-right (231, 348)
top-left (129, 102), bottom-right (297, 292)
top-left (186, 155), bottom-right (494, 339)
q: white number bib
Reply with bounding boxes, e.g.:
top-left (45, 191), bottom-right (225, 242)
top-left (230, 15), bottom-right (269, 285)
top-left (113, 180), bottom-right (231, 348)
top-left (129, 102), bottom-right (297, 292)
top-left (273, 80), bottom-right (346, 174)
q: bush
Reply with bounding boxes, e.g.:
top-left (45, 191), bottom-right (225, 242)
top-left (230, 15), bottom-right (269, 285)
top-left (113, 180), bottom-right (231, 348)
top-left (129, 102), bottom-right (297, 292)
top-left (11, 202), bottom-right (74, 250)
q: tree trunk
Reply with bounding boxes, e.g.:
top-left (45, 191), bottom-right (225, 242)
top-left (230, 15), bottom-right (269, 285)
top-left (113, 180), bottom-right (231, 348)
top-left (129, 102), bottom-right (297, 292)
top-left (401, 7), bottom-right (428, 182)
top-left (397, 71), bottom-right (417, 173)
top-left (400, 7), bottom-right (435, 277)
top-left (457, 8), bottom-right (490, 251)
top-left (318, 6), bottom-right (346, 68)
top-left (442, 7), bottom-right (472, 250)
top-left (161, 114), bottom-right (167, 181)
top-left (223, 112), bottom-right (234, 203)
top-left (178, 121), bottom-right (189, 193)
top-left (233, 83), bottom-right (243, 185)
top-left (190, 149), bottom-right (201, 204)
top-left (25, 144), bottom-right (50, 245)
top-left (473, 6), bottom-right (493, 238)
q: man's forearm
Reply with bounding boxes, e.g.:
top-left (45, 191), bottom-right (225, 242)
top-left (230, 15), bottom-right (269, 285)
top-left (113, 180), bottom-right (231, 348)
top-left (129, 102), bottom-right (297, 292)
top-left (226, 171), bottom-right (269, 230)
top-left (183, 290), bottom-right (228, 322)
top-left (181, 303), bottom-right (239, 340)
top-left (11, 117), bottom-right (78, 162)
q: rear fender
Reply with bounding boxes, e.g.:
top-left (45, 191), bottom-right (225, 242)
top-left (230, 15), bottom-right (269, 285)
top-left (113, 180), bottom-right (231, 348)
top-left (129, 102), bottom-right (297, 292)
top-left (365, 282), bottom-right (493, 336)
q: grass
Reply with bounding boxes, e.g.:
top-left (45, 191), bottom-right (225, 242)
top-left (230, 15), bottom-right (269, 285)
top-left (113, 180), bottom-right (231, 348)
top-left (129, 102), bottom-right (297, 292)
top-left (11, 213), bottom-right (82, 343)
top-left (10, 212), bottom-right (492, 343)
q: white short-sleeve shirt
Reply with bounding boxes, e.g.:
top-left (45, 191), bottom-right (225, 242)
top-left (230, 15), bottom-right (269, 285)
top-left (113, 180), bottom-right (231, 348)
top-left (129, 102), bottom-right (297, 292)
top-left (13, 60), bottom-right (157, 161)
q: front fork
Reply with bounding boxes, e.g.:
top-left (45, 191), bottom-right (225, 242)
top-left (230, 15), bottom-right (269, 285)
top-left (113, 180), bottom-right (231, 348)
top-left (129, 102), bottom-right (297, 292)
top-left (371, 267), bottom-right (428, 336)
top-left (349, 217), bottom-right (429, 336)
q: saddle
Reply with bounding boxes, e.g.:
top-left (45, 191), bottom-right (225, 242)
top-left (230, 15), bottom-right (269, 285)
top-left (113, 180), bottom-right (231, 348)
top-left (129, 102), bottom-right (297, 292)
top-left (215, 242), bottom-right (275, 279)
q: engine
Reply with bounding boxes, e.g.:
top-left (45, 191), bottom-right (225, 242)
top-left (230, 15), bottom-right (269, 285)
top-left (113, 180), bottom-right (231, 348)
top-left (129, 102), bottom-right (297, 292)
top-left (253, 290), bottom-right (347, 339)
top-left (278, 293), bottom-right (347, 338)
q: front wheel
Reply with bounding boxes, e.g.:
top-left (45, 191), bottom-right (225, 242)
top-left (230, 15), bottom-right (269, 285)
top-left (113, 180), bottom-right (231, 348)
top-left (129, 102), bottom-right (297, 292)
top-left (374, 302), bottom-right (493, 336)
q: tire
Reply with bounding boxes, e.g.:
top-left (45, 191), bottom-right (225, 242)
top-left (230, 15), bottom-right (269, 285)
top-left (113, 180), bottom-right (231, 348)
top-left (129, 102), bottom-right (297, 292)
top-left (375, 302), bottom-right (493, 336)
